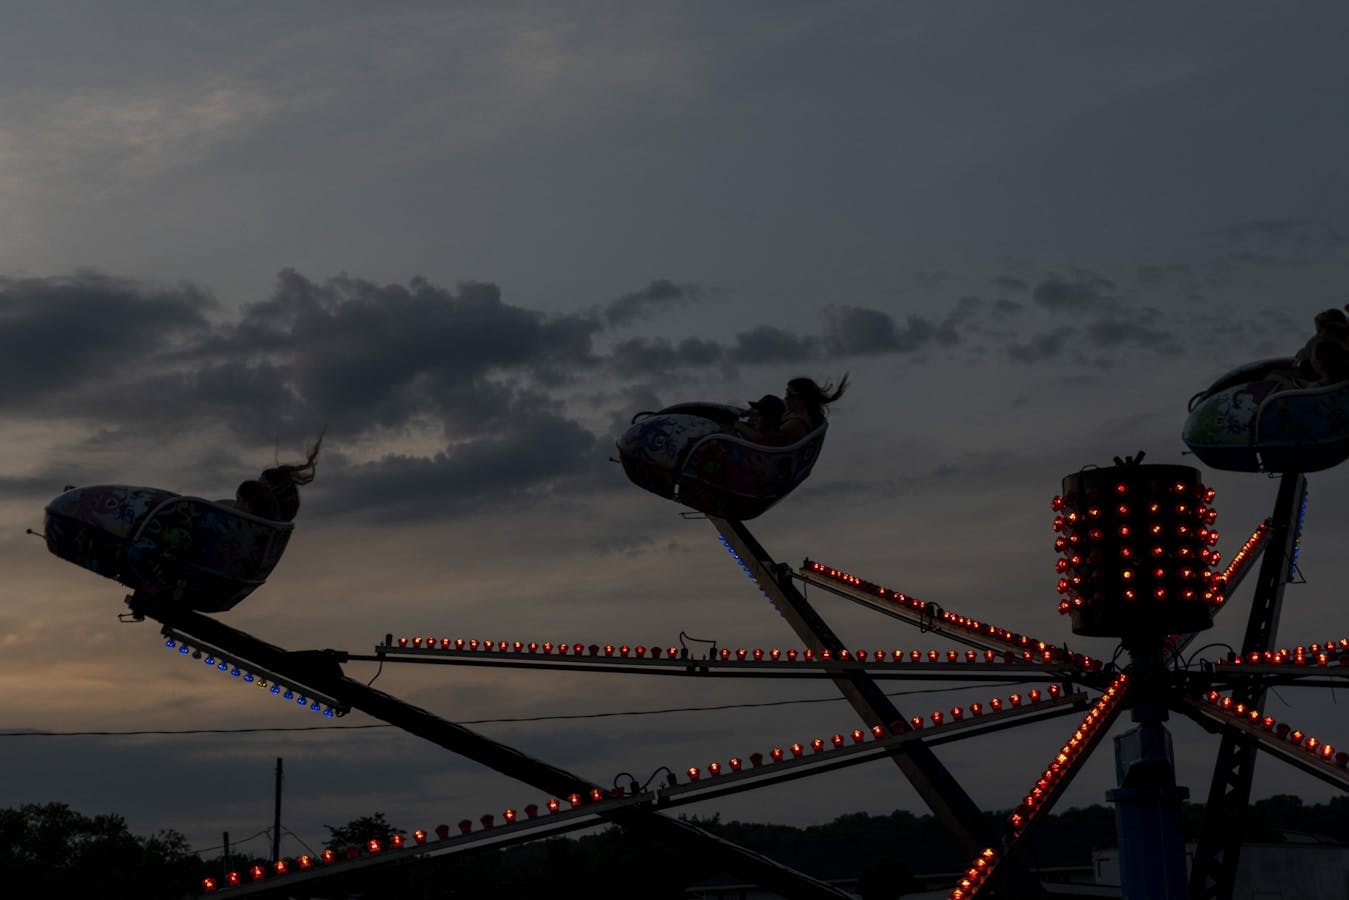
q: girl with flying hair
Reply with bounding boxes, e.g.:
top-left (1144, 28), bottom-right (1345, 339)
top-left (235, 433), bottom-right (324, 521)
top-left (778, 373), bottom-right (849, 443)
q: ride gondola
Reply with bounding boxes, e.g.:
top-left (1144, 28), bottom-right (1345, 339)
top-left (616, 402), bottom-right (828, 520)
top-left (1182, 357), bottom-right (1349, 472)
top-left (44, 485), bottom-right (294, 612)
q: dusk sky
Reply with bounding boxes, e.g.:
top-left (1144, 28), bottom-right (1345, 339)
top-left (2, 2), bottom-right (1347, 869)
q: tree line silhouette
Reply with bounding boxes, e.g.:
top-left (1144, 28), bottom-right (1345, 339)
top-left (3, 796), bottom-right (1344, 899)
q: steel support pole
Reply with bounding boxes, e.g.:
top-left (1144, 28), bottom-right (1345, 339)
top-left (1108, 648), bottom-right (1189, 899)
top-left (1188, 473), bottom-right (1306, 900)
top-left (272, 757), bottom-right (283, 863)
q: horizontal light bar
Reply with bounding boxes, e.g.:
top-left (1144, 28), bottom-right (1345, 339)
top-left (1209, 638), bottom-right (1349, 670)
top-left (366, 637), bottom-right (1082, 682)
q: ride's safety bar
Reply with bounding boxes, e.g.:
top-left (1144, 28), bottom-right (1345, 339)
top-left (1179, 691), bottom-right (1349, 793)
top-left (364, 636), bottom-right (1089, 683)
top-left (797, 560), bottom-right (1100, 673)
top-left (945, 673), bottom-right (1132, 900)
top-left (162, 628), bottom-right (349, 718)
top-left (201, 688), bottom-right (1091, 897)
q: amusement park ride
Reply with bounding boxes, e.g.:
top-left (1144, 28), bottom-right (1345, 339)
top-left (40, 357), bottom-right (1349, 899)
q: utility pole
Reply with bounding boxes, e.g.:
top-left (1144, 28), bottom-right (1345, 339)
top-left (272, 757), bottom-right (283, 863)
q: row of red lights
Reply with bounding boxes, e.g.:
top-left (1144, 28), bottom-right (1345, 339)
top-left (1051, 479), bottom-right (1215, 511)
top-left (948, 674), bottom-right (1130, 900)
top-left (202, 689), bottom-right (1070, 895)
top-left (1212, 638), bottom-right (1349, 668)
top-left (800, 561), bottom-right (1092, 669)
top-left (202, 790), bottom-right (629, 893)
top-left (204, 829), bottom-right (432, 892)
top-left (1218, 522), bottom-right (1270, 587)
top-left (392, 637), bottom-right (687, 659)
top-left (389, 637), bottom-right (1099, 670)
top-left (1008, 674), bottom-right (1129, 834)
top-left (1201, 691), bottom-right (1348, 768)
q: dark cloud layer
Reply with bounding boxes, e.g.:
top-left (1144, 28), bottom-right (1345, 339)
top-left (315, 412), bottom-right (599, 521)
top-left (0, 270), bottom-right (964, 518)
top-left (0, 274), bottom-right (212, 408)
top-left (0, 263), bottom-right (1278, 516)
top-left (729, 325), bottom-right (816, 365)
top-left (822, 306), bottom-right (958, 356)
top-left (227, 271), bottom-right (600, 435)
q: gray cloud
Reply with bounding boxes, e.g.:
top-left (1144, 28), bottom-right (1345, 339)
top-left (728, 325), bottom-right (817, 365)
top-left (607, 335), bottom-right (726, 378)
top-left (820, 305), bottom-right (903, 355)
top-left (1084, 317), bottom-right (1181, 353)
top-left (0, 265), bottom-right (1216, 520)
top-left (1008, 327), bottom-right (1076, 364)
top-left (0, 270), bottom-right (608, 445)
top-left (821, 306), bottom-right (959, 356)
top-left (0, 273), bottom-right (213, 409)
top-left (601, 279), bottom-right (703, 328)
top-left (228, 271), bottom-right (600, 436)
top-left (1031, 272), bottom-right (1116, 310)
top-left (314, 412), bottom-right (601, 520)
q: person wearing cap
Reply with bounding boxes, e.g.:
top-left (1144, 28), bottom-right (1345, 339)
top-left (730, 394), bottom-right (787, 444)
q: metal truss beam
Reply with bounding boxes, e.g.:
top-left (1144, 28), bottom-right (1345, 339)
top-left (710, 517), bottom-right (1047, 897)
top-left (1176, 694), bottom-right (1349, 794)
top-left (135, 598), bottom-right (852, 900)
top-left (207, 694), bottom-right (1087, 897)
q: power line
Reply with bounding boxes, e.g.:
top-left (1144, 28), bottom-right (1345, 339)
top-left (0, 680), bottom-right (1027, 738)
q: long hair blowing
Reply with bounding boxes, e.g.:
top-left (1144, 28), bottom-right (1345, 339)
top-left (789, 373), bottom-right (850, 414)
top-left (261, 432), bottom-right (324, 521)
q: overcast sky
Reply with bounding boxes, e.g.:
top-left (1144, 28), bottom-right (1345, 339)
top-left (2, 1), bottom-right (1347, 870)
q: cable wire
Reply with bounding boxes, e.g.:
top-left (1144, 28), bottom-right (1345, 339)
top-left (0, 679), bottom-right (1032, 738)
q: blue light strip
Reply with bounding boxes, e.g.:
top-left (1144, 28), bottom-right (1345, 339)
top-left (717, 533), bottom-right (782, 615)
top-left (163, 635), bottom-right (348, 718)
top-left (1289, 490), bottom-right (1309, 579)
